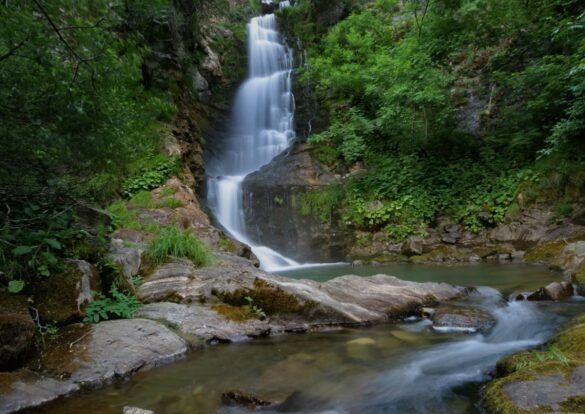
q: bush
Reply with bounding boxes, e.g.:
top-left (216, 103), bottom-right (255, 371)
top-left (146, 227), bottom-right (212, 266)
top-left (83, 285), bottom-right (142, 323)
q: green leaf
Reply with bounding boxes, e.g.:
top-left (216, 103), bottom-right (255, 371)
top-left (8, 280), bottom-right (25, 294)
top-left (12, 245), bottom-right (34, 256)
top-left (44, 238), bottom-right (62, 250)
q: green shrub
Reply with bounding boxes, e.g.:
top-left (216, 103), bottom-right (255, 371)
top-left (146, 227), bottom-right (212, 266)
top-left (83, 285), bottom-right (142, 323)
top-left (123, 156), bottom-right (180, 198)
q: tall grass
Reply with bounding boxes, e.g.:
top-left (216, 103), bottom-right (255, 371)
top-left (146, 227), bottom-right (212, 266)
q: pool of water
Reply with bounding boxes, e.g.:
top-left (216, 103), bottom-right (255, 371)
top-left (31, 264), bottom-right (584, 414)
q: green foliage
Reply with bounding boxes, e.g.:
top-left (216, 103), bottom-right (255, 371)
top-left (0, 0), bottom-right (176, 201)
top-left (146, 227), bottom-right (212, 266)
top-left (298, 0), bottom-right (585, 238)
top-left (123, 156), bottom-right (180, 198)
top-left (83, 285), bottom-right (141, 323)
top-left (300, 185), bottom-right (343, 223)
top-left (0, 199), bottom-right (94, 281)
top-left (8, 280), bottom-right (25, 294)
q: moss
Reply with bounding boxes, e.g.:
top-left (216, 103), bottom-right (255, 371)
top-left (483, 377), bottom-right (534, 414)
top-left (559, 395), bottom-right (585, 412)
top-left (551, 322), bottom-right (585, 359)
top-left (524, 240), bottom-right (565, 264)
top-left (484, 316), bottom-right (585, 414)
top-left (32, 262), bottom-right (101, 325)
top-left (216, 278), bottom-right (319, 316)
top-left (573, 261), bottom-right (585, 293)
top-left (33, 324), bottom-right (92, 379)
top-left (212, 304), bottom-right (259, 322)
top-left (0, 372), bottom-right (18, 394)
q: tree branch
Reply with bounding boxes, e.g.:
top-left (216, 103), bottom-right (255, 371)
top-left (0, 39), bottom-right (26, 63)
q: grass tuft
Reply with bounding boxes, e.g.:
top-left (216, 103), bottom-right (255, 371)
top-left (146, 227), bottom-right (212, 266)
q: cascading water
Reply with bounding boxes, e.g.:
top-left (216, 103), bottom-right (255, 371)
top-left (206, 7), bottom-right (301, 271)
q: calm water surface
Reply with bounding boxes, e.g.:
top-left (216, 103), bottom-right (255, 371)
top-left (32, 264), bottom-right (584, 414)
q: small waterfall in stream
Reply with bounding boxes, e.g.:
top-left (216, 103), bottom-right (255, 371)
top-left (206, 8), bottom-right (302, 271)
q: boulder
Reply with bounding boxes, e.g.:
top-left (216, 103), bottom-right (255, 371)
top-left (108, 239), bottom-right (145, 293)
top-left (138, 253), bottom-right (463, 327)
top-left (36, 319), bottom-right (188, 387)
top-left (0, 319), bottom-right (187, 412)
top-left (0, 371), bottom-right (79, 413)
top-left (136, 302), bottom-right (270, 343)
top-left (0, 293), bottom-right (35, 370)
top-left (432, 305), bottom-right (496, 332)
top-left (241, 143), bottom-right (348, 262)
top-left (527, 281), bottom-right (574, 301)
top-left (32, 260), bottom-right (101, 325)
top-left (401, 236), bottom-right (424, 256)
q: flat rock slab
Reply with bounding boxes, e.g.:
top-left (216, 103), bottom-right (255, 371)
top-left (0, 319), bottom-right (188, 413)
top-left (0, 372), bottom-right (79, 414)
top-left (136, 303), bottom-right (270, 342)
top-left (502, 365), bottom-right (585, 412)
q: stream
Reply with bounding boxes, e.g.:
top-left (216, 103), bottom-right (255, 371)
top-left (30, 263), bottom-right (584, 414)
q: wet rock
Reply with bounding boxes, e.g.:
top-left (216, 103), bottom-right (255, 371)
top-left (526, 281), bottom-right (574, 301)
top-left (351, 260), bottom-right (364, 267)
top-left (221, 390), bottom-right (272, 410)
top-left (432, 305), bottom-right (496, 333)
top-left (557, 241), bottom-right (585, 273)
top-left (32, 260), bottom-right (101, 325)
top-left (402, 236), bottom-right (424, 256)
top-left (37, 319), bottom-right (188, 387)
top-left (0, 293), bottom-right (35, 370)
top-left (138, 253), bottom-right (462, 328)
top-left (123, 407), bottom-right (155, 414)
top-left (242, 143), bottom-right (348, 262)
top-left (0, 371), bottom-right (79, 413)
top-left (136, 302), bottom-right (270, 343)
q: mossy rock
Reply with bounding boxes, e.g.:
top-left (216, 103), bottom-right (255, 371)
top-left (573, 261), bottom-right (585, 294)
top-left (0, 293), bottom-right (35, 371)
top-left (484, 315), bottom-right (585, 413)
top-left (524, 241), bottom-right (566, 265)
top-left (216, 278), bottom-right (318, 316)
top-left (31, 261), bottom-right (101, 325)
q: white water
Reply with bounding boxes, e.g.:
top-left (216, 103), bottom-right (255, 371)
top-left (207, 9), bottom-right (307, 272)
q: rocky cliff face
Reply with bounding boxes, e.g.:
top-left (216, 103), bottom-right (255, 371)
top-left (140, 0), bottom-right (254, 188)
top-left (242, 144), bottom-right (350, 261)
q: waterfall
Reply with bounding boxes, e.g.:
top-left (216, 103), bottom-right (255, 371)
top-left (206, 8), bottom-right (301, 271)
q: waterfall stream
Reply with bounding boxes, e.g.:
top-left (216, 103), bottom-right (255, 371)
top-left (206, 10), bottom-right (302, 271)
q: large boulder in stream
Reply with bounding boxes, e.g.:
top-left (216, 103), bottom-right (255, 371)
top-left (136, 253), bottom-right (463, 338)
top-left (241, 143), bottom-right (350, 262)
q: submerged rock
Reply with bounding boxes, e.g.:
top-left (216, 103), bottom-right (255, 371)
top-left (432, 305), bottom-right (496, 333)
top-left (123, 407), bottom-right (155, 414)
top-left (221, 390), bottom-right (272, 410)
top-left (0, 293), bottom-right (35, 371)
